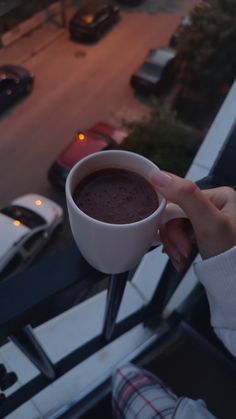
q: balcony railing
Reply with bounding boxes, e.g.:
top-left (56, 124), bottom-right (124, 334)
top-left (0, 80), bottom-right (236, 418)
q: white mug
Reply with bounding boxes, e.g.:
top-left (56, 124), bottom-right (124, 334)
top-left (66, 150), bottom-right (185, 274)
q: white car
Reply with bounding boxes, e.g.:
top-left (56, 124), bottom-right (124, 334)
top-left (0, 194), bottom-right (64, 281)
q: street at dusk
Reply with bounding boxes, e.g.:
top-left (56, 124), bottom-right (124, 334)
top-left (0, 0), bottom-right (194, 207)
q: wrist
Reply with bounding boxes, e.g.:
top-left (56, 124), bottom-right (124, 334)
top-left (198, 220), bottom-right (236, 260)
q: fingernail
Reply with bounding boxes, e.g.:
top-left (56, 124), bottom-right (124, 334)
top-left (171, 258), bottom-right (181, 272)
top-left (171, 257), bottom-right (187, 272)
top-left (176, 244), bottom-right (189, 259)
top-left (169, 245), bottom-right (182, 263)
top-left (151, 170), bottom-right (172, 187)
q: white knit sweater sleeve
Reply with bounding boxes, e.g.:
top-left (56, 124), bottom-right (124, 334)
top-left (194, 245), bottom-right (236, 357)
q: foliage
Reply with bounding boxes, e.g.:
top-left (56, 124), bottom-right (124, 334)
top-left (122, 99), bottom-right (201, 177)
top-left (175, 0), bottom-right (236, 117)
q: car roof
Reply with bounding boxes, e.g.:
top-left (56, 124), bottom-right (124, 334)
top-left (58, 130), bottom-right (109, 168)
top-left (0, 213), bottom-right (29, 260)
top-left (147, 47), bottom-right (176, 66)
top-left (12, 194), bottom-right (63, 225)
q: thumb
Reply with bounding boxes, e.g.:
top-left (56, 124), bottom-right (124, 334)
top-left (150, 170), bottom-right (219, 230)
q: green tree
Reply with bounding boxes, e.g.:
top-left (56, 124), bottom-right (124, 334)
top-left (175, 0), bottom-right (236, 122)
top-left (122, 100), bottom-right (202, 177)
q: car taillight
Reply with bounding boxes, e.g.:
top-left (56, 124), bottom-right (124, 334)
top-left (77, 133), bottom-right (86, 141)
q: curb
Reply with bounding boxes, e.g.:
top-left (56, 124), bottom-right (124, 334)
top-left (1, 2), bottom-right (62, 48)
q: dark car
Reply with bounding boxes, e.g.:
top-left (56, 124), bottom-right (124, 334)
top-left (48, 121), bottom-right (127, 188)
top-left (0, 65), bottom-right (34, 113)
top-left (130, 46), bottom-right (176, 95)
top-left (69, 0), bottom-right (120, 41)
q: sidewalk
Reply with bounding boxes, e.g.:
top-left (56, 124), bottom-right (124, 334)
top-left (0, 4), bottom-right (77, 66)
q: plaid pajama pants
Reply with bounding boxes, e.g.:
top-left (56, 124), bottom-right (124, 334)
top-left (112, 363), bottom-right (178, 419)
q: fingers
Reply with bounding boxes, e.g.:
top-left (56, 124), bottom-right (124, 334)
top-left (165, 219), bottom-right (193, 257)
top-left (202, 187), bottom-right (236, 215)
top-left (160, 219), bottom-right (193, 271)
top-left (151, 172), bottom-right (236, 259)
top-left (151, 170), bottom-right (220, 234)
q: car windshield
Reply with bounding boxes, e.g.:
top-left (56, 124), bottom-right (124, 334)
top-left (80, 14), bottom-right (94, 23)
top-left (1, 205), bottom-right (46, 228)
top-left (89, 129), bottom-right (115, 145)
top-left (150, 49), bottom-right (175, 66)
top-left (0, 71), bottom-right (18, 82)
top-left (141, 62), bottom-right (162, 77)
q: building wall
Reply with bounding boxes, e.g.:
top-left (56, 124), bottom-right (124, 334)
top-left (0, 0), bottom-right (21, 18)
top-left (0, 0), bottom-right (58, 33)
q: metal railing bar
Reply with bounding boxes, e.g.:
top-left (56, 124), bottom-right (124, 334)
top-left (0, 306), bottom-right (146, 417)
top-left (10, 325), bottom-right (56, 380)
top-left (102, 272), bottom-right (129, 342)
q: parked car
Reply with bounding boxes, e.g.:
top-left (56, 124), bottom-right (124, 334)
top-left (130, 46), bottom-right (176, 95)
top-left (48, 121), bottom-right (128, 188)
top-left (169, 15), bottom-right (192, 47)
top-left (0, 194), bottom-right (63, 281)
top-left (0, 65), bottom-right (34, 113)
top-left (69, 0), bottom-right (120, 41)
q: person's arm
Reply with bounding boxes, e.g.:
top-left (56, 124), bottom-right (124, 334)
top-left (194, 246), bottom-right (236, 357)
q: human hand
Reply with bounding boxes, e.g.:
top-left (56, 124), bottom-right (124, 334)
top-left (151, 171), bottom-right (236, 271)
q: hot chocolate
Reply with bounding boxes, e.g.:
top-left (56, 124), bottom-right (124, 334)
top-left (73, 168), bottom-right (159, 224)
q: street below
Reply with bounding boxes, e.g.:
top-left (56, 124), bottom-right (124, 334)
top-left (0, 0), bottom-right (195, 257)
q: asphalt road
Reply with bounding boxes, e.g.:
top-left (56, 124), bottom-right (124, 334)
top-left (0, 0), bottom-right (195, 259)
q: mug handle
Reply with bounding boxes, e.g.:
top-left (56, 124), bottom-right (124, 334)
top-left (153, 203), bottom-right (187, 246)
top-left (161, 202), bottom-right (187, 225)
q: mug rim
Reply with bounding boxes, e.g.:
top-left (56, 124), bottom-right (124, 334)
top-left (65, 150), bottom-right (166, 228)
